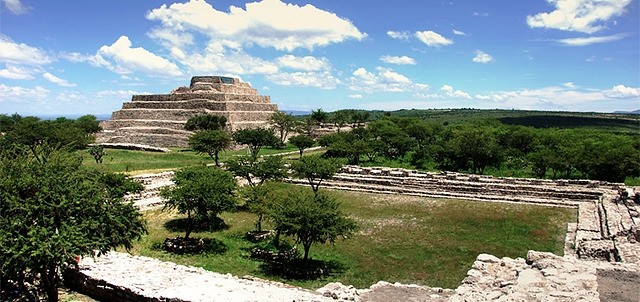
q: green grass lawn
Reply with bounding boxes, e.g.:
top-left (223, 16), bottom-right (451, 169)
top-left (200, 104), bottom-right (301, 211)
top-left (128, 186), bottom-right (576, 289)
top-left (81, 144), bottom-right (301, 174)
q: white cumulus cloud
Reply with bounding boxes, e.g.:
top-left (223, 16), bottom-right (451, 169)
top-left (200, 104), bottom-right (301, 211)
top-left (96, 36), bottom-right (182, 77)
top-left (2, 0), bottom-right (29, 15)
top-left (0, 35), bottom-right (51, 65)
top-left (348, 67), bottom-right (428, 93)
top-left (472, 50), bottom-right (493, 63)
top-left (348, 94), bottom-right (363, 99)
top-left (557, 33), bottom-right (627, 46)
top-left (42, 72), bottom-right (76, 87)
top-left (415, 31), bottom-right (453, 47)
top-left (526, 0), bottom-right (633, 33)
top-left (380, 55), bottom-right (416, 65)
top-left (604, 85), bottom-right (640, 99)
top-left (387, 30), bottom-right (411, 40)
top-left (0, 65), bottom-right (36, 80)
top-left (452, 29), bottom-right (466, 36)
top-left (146, 0), bottom-right (366, 52)
top-left (267, 71), bottom-right (340, 89)
top-left (0, 84), bottom-right (49, 102)
top-left (441, 85), bottom-right (471, 99)
top-left (276, 55), bottom-right (331, 71)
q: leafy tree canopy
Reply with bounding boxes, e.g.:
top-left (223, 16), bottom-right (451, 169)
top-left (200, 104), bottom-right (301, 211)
top-left (269, 190), bottom-right (357, 260)
top-left (188, 129), bottom-right (232, 166)
top-left (160, 166), bottom-right (237, 238)
top-left (0, 145), bottom-right (146, 302)
top-left (288, 135), bottom-right (315, 158)
top-left (184, 114), bottom-right (227, 131)
top-left (268, 111), bottom-right (296, 148)
top-left (232, 128), bottom-right (278, 160)
top-left (291, 155), bottom-right (342, 194)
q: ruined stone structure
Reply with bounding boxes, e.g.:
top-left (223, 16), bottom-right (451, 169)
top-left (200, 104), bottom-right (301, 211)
top-left (96, 76), bottom-right (278, 148)
top-left (72, 167), bottom-right (639, 301)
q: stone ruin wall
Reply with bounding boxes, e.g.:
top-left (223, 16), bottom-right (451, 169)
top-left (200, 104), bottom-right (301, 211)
top-left (96, 76), bottom-right (278, 148)
top-left (69, 167), bottom-right (640, 301)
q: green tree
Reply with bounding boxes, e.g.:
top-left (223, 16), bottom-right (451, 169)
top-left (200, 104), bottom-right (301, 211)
top-left (160, 166), bottom-right (237, 238)
top-left (2, 116), bottom-right (97, 163)
top-left (74, 114), bottom-right (102, 134)
top-left (0, 145), bottom-right (146, 302)
top-left (310, 108), bottom-right (328, 126)
top-left (268, 111), bottom-right (296, 148)
top-left (226, 155), bottom-right (287, 231)
top-left (288, 134), bottom-right (315, 158)
top-left (88, 145), bottom-right (106, 164)
top-left (232, 128), bottom-right (278, 160)
top-left (188, 129), bottom-right (232, 166)
top-left (442, 126), bottom-right (502, 174)
top-left (367, 119), bottom-right (415, 159)
top-left (184, 114), bottom-right (227, 131)
top-left (330, 110), bottom-right (350, 132)
top-left (270, 191), bottom-right (357, 260)
top-left (291, 155), bottom-right (342, 195)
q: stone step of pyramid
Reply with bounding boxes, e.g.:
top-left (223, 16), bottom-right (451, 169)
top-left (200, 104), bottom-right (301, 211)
top-left (98, 132), bottom-right (190, 148)
top-left (123, 99), bottom-right (277, 111)
top-left (116, 127), bottom-right (193, 135)
top-left (111, 109), bottom-right (275, 123)
top-left (100, 119), bottom-right (186, 131)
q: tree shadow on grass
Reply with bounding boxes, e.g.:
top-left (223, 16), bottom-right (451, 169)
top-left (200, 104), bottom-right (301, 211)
top-left (152, 237), bottom-right (228, 255)
top-left (259, 258), bottom-right (346, 281)
top-left (163, 216), bottom-right (229, 233)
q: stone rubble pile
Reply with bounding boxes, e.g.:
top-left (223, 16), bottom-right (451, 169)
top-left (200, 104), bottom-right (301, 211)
top-left (449, 251), bottom-right (639, 301)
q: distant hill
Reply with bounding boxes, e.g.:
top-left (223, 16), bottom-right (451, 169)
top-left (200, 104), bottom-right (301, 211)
top-left (614, 109), bottom-right (640, 114)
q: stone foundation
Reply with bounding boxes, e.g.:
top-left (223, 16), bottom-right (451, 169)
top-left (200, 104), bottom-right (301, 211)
top-left (79, 167), bottom-right (638, 301)
top-left (96, 76), bottom-right (278, 148)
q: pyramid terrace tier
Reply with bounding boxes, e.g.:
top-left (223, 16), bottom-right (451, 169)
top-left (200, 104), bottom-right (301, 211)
top-left (131, 93), bottom-right (271, 103)
top-left (122, 98), bottom-right (277, 110)
top-left (106, 109), bottom-right (276, 124)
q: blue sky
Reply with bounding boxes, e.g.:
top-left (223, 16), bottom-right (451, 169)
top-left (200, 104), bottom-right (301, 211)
top-left (0, 0), bottom-right (638, 115)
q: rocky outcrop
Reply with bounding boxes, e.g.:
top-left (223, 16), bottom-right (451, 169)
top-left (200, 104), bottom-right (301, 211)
top-left (96, 76), bottom-right (278, 148)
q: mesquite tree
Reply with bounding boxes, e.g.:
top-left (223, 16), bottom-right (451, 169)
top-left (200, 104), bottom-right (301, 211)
top-left (0, 145), bottom-right (146, 302)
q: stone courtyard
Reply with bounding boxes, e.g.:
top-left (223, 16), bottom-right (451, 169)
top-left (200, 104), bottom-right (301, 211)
top-left (67, 166), bottom-right (640, 301)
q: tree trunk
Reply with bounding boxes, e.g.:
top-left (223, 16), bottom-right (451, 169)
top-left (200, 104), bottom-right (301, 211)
top-left (185, 211), bottom-right (192, 239)
top-left (256, 213), bottom-right (263, 232)
top-left (273, 229), bottom-right (281, 247)
top-left (42, 263), bottom-right (59, 302)
top-left (214, 152), bottom-right (220, 167)
top-left (303, 241), bottom-right (312, 260)
top-left (299, 149), bottom-right (303, 158)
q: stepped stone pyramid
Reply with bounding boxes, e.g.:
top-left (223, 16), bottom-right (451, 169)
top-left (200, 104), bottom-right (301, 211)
top-left (96, 76), bottom-right (278, 148)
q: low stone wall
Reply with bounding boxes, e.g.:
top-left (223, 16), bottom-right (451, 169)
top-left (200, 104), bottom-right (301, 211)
top-left (80, 168), bottom-right (636, 301)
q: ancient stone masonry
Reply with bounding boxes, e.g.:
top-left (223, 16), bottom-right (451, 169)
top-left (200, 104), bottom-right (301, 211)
top-left (72, 166), bottom-right (639, 301)
top-left (96, 76), bottom-right (278, 148)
